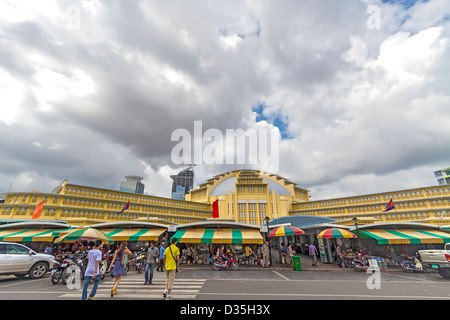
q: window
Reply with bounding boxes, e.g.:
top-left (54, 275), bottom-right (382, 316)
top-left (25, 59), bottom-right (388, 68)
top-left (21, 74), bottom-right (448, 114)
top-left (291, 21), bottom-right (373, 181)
top-left (7, 244), bottom-right (29, 255)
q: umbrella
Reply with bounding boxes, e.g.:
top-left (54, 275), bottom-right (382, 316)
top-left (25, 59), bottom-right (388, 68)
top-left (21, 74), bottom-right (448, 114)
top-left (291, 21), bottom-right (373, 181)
top-left (269, 226), bottom-right (305, 237)
top-left (54, 227), bottom-right (114, 244)
top-left (317, 228), bottom-right (357, 239)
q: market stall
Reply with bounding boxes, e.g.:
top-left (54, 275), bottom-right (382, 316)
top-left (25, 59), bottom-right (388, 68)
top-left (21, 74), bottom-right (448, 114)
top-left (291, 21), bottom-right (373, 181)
top-left (91, 221), bottom-right (168, 250)
top-left (350, 223), bottom-right (450, 265)
top-left (0, 221), bottom-right (75, 252)
top-left (170, 221), bottom-right (264, 266)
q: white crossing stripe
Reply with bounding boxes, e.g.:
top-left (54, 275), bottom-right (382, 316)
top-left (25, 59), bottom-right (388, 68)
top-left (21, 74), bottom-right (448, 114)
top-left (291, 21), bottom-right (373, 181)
top-left (59, 278), bottom-right (206, 300)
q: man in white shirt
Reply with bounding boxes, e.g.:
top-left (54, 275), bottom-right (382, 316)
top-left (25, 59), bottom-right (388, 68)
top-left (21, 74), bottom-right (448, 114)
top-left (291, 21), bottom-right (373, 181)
top-left (82, 240), bottom-right (103, 300)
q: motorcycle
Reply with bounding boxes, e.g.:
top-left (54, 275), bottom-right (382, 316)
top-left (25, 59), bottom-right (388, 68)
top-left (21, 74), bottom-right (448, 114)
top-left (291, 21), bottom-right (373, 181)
top-left (62, 254), bottom-right (85, 285)
top-left (400, 256), bottom-right (429, 273)
top-left (51, 255), bottom-right (72, 285)
top-left (213, 255), bottom-right (239, 271)
top-left (127, 250), bottom-right (146, 274)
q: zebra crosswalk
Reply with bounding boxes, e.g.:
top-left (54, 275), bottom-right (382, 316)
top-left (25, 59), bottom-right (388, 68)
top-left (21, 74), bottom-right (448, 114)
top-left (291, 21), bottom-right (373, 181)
top-left (59, 277), bottom-right (206, 300)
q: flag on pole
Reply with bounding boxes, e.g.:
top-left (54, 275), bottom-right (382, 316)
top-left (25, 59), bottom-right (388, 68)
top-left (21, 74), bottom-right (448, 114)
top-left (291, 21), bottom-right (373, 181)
top-left (383, 199), bottom-right (395, 212)
top-left (32, 200), bottom-right (45, 219)
top-left (212, 199), bottom-right (219, 219)
top-left (118, 201), bottom-right (130, 214)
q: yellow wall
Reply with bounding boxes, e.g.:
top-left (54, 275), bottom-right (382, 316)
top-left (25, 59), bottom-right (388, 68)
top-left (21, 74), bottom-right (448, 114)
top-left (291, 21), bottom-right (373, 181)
top-left (1, 173), bottom-right (450, 227)
top-left (290, 185), bottom-right (450, 225)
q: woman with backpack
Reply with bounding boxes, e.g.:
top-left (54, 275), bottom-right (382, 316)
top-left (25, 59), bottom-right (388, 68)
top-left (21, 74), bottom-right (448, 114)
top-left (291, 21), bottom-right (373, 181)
top-left (108, 241), bottom-right (132, 297)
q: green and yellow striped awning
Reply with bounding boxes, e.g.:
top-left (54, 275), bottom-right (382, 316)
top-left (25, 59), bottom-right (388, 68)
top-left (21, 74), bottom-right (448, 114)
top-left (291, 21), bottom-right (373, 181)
top-left (171, 228), bottom-right (263, 244)
top-left (354, 229), bottom-right (450, 245)
top-left (0, 228), bottom-right (74, 242)
top-left (101, 228), bottom-right (166, 242)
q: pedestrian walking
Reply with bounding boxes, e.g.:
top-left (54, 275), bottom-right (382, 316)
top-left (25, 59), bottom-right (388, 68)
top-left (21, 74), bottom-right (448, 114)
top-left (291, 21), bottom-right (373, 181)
top-left (82, 240), bottom-right (103, 300)
top-left (163, 237), bottom-right (180, 300)
top-left (157, 242), bottom-right (165, 272)
top-left (108, 241), bottom-right (132, 297)
top-left (145, 241), bottom-right (159, 285)
top-left (261, 241), bottom-right (270, 268)
top-left (309, 243), bottom-right (318, 267)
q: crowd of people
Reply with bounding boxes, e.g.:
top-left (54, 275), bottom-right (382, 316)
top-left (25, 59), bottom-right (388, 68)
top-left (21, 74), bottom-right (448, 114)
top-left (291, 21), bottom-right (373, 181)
top-left (81, 238), bottom-right (179, 300)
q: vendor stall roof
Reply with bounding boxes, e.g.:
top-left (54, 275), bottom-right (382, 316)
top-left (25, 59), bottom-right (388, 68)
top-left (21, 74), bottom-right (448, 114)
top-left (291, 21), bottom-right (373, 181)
top-left (171, 228), bottom-right (263, 244)
top-left (0, 228), bottom-right (74, 242)
top-left (101, 228), bottom-right (166, 242)
top-left (0, 220), bottom-right (70, 230)
top-left (353, 228), bottom-right (450, 245)
top-left (90, 221), bottom-right (169, 230)
top-left (174, 220), bottom-right (261, 231)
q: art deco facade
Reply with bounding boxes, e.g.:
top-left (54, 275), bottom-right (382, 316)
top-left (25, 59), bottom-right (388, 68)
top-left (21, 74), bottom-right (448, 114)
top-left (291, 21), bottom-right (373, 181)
top-left (1, 170), bottom-right (449, 227)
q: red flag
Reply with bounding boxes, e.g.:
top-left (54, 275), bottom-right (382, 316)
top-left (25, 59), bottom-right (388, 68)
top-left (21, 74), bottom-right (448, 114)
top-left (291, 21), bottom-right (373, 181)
top-left (32, 200), bottom-right (44, 219)
top-left (212, 199), bottom-right (219, 219)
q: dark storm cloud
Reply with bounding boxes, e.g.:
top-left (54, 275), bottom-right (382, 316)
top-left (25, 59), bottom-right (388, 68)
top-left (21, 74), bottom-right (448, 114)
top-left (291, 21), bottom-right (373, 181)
top-left (0, 0), bottom-right (449, 198)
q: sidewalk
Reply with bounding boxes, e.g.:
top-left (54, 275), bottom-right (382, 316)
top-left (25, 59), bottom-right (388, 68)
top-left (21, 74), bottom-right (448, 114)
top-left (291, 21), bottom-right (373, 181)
top-left (180, 251), bottom-right (404, 272)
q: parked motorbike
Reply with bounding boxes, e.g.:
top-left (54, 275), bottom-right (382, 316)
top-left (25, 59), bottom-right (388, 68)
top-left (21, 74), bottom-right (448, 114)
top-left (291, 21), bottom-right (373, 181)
top-left (213, 255), bottom-right (239, 271)
top-left (51, 255), bottom-right (72, 285)
top-left (62, 254), bottom-right (85, 285)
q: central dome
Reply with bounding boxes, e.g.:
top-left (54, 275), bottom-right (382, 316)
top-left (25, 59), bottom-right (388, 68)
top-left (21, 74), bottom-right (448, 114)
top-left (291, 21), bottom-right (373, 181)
top-left (210, 177), bottom-right (291, 196)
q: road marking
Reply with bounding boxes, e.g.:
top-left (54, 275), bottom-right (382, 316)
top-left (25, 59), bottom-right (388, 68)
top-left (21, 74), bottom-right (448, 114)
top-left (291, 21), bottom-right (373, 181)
top-left (272, 271), bottom-right (290, 280)
top-left (58, 278), bottom-right (205, 300)
top-left (195, 292), bottom-right (450, 299)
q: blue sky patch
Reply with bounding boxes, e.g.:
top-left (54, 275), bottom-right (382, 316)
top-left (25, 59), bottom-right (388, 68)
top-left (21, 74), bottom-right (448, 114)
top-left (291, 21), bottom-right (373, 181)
top-left (381, 0), bottom-right (428, 9)
top-left (252, 103), bottom-right (292, 139)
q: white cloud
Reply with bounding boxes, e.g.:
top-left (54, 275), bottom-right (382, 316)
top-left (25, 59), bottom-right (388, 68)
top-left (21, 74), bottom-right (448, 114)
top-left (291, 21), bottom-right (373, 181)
top-left (0, 0), bottom-right (449, 202)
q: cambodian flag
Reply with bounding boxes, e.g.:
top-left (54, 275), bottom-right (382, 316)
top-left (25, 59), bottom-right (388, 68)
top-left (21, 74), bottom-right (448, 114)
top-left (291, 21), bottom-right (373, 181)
top-left (118, 201), bottom-right (130, 214)
top-left (383, 199), bottom-right (395, 212)
top-left (212, 199), bottom-right (219, 219)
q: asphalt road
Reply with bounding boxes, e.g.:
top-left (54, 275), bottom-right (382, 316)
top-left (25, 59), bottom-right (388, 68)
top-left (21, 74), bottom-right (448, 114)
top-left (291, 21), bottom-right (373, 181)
top-left (0, 267), bottom-right (449, 301)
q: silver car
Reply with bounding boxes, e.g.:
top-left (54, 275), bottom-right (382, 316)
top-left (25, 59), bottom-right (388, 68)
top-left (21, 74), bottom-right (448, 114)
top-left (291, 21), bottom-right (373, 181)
top-left (0, 242), bottom-right (57, 279)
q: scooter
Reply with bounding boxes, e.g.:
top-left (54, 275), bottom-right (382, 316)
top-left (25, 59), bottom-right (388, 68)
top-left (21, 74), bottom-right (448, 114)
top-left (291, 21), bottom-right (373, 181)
top-left (400, 256), bottom-right (429, 273)
top-left (213, 255), bottom-right (239, 271)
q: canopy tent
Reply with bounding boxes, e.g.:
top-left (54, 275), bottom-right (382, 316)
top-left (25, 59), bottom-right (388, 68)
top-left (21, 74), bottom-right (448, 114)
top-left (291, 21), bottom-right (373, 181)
top-left (101, 228), bottom-right (166, 242)
top-left (353, 228), bottom-right (450, 245)
top-left (54, 228), bottom-right (114, 244)
top-left (0, 228), bottom-right (74, 242)
top-left (171, 228), bottom-right (264, 244)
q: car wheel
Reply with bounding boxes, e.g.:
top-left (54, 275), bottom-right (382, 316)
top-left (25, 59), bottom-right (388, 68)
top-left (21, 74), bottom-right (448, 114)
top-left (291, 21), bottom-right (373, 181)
top-left (29, 262), bottom-right (48, 279)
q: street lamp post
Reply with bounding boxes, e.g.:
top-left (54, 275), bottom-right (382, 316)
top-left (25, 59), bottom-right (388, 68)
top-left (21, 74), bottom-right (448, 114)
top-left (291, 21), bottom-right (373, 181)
top-left (265, 216), bottom-right (272, 267)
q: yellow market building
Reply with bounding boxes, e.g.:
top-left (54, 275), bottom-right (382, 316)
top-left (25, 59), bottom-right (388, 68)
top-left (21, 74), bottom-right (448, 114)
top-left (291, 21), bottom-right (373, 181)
top-left (0, 169), bottom-right (450, 227)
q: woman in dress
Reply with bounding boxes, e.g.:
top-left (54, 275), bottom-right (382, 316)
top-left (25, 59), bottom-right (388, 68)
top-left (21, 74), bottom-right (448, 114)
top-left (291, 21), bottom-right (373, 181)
top-left (108, 241), bottom-right (132, 297)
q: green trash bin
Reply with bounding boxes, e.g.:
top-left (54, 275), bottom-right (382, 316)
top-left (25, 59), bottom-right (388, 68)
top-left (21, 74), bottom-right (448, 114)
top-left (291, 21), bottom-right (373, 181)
top-left (293, 256), bottom-right (301, 271)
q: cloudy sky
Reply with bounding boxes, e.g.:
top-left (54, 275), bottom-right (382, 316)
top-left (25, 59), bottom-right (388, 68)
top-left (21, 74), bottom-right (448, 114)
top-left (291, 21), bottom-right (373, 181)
top-left (1, 0), bottom-right (449, 201)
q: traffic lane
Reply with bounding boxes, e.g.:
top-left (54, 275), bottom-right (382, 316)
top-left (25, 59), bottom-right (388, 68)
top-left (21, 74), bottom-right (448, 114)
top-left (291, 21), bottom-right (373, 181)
top-left (0, 274), bottom-right (68, 300)
top-left (190, 271), bottom-right (450, 300)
